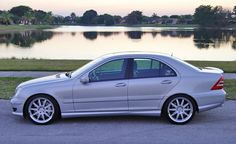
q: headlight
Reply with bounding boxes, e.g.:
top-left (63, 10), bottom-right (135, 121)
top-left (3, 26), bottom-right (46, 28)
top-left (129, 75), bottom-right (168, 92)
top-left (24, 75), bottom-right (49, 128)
top-left (14, 87), bottom-right (22, 97)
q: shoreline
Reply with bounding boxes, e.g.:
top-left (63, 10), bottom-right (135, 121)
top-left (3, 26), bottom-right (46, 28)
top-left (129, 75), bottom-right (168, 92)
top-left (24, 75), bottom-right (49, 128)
top-left (0, 24), bottom-right (236, 32)
top-left (0, 25), bottom-right (59, 33)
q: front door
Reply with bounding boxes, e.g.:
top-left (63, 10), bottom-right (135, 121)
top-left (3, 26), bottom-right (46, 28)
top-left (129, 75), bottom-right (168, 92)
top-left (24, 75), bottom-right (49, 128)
top-left (73, 59), bottom-right (129, 112)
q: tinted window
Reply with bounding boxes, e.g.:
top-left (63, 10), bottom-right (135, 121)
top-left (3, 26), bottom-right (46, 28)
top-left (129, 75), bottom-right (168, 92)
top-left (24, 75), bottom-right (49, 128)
top-left (132, 58), bottom-right (176, 78)
top-left (89, 59), bottom-right (127, 82)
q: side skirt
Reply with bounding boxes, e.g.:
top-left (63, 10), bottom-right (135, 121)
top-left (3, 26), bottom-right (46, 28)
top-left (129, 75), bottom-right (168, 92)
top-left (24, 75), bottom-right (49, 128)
top-left (61, 110), bottom-right (161, 118)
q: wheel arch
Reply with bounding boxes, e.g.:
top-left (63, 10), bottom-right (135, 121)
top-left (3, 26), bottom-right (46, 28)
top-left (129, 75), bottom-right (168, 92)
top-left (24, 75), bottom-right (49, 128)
top-left (23, 93), bottom-right (61, 119)
top-left (161, 93), bottom-right (199, 116)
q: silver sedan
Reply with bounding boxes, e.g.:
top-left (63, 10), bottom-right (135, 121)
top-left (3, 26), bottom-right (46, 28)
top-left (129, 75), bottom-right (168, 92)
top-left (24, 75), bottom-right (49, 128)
top-left (11, 52), bottom-right (226, 124)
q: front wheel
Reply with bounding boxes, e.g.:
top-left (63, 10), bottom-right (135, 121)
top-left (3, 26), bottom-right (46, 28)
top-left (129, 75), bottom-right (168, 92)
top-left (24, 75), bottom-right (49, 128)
top-left (25, 95), bottom-right (59, 125)
top-left (163, 95), bottom-right (196, 124)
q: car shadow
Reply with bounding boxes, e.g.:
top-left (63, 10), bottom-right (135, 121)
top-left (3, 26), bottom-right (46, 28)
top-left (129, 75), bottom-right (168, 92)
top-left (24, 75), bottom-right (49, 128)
top-left (58, 115), bottom-right (169, 125)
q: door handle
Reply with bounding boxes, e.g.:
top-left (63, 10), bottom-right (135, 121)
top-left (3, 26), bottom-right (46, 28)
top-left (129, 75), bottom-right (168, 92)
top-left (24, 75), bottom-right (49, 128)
top-left (115, 83), bottom-right (127, 87)
top-left (161, 80), bottom-right (172, 84)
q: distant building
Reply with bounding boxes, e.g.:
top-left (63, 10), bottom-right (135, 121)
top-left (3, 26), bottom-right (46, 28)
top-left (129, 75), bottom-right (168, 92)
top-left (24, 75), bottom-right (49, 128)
top-left (148, 17), bottom-right (193, 25)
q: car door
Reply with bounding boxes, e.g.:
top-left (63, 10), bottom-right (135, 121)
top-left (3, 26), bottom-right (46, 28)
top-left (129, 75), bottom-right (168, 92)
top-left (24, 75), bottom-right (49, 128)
top-left (128, 58), bottom-right (180, 111)
top-left (73, 59), bottom-right (129, 112)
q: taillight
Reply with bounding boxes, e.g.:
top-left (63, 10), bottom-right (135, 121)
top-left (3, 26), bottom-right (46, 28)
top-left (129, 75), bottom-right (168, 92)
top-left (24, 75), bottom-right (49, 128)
top-left (211, 76), bottom-right (224, 90)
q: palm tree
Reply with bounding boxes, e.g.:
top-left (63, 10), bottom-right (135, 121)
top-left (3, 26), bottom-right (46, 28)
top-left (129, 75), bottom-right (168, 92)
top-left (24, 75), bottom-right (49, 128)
top-left (43, 12), bottom-right (53, 24)
top-left (70, 12), bottom-right (76, 24)
top-left (0, 11), bottom-right (13, 25)
top-left (234, 6), bottom-right (236, 15)
top-left (24, 11), bottom-right (35, 25)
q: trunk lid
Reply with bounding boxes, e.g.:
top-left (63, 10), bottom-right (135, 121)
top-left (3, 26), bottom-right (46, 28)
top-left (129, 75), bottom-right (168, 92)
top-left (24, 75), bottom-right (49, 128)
top-left (200, 67), bottom-right (224, 74)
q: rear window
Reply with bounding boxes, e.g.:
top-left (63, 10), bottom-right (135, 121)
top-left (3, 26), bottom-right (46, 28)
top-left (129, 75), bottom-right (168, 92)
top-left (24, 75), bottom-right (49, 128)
top-left (132, 58), bottom-right (177, 78)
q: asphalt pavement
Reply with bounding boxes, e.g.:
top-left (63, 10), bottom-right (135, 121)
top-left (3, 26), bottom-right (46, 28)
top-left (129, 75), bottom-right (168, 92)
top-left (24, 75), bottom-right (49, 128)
top-left (0, 99), bottom-right (236, 144)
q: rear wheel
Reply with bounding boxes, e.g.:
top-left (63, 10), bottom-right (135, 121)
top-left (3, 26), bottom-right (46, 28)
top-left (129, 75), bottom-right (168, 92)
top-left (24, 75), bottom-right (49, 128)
top-left (163, 95), bottom-right (196, 124)
top-left (25, 95), bottom-right (59, 125)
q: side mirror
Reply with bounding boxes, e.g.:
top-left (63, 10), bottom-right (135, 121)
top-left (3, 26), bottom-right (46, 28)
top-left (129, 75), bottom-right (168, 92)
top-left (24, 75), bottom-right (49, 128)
top-left (80, 76), bottom-right (89, 84)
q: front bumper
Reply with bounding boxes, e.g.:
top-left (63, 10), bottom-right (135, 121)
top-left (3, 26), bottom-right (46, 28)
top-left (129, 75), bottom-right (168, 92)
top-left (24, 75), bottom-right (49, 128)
top-left (10, 97), bottom-right (24, 117)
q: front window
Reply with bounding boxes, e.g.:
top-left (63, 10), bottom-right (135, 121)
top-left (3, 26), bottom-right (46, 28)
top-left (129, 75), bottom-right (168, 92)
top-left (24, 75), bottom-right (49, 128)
top-left (132, 58), bottom-right (176, 78)
top-left (89, 59), bottom-right (127, 82)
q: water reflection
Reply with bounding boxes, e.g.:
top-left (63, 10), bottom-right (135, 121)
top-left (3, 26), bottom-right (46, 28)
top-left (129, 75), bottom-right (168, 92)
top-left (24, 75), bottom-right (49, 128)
top-left (193, 29), bottom-right (236, 49)
top-left (99, 32), bottom-right (120, 37)
top-left (83, 32), bottom-right (97, 40)
top-left (233, 41), bottom-right (236, 49)
top-left (83, 32), bottom-right (120, 40)
top-left (158, 30), bottom-right (192, 38)
top-left (0, 31), bottom-right (53, 48)
top-left (126, 31), bottom-right (143, 39)
top-left (0, 28), bottom-right (235, 50)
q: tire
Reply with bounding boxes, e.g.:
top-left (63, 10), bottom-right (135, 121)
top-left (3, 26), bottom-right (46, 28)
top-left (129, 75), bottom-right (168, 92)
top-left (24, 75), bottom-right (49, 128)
top-left (163, 95), bottom-right (196, 124)
top-left (24, 95), bottom-right (60, 125)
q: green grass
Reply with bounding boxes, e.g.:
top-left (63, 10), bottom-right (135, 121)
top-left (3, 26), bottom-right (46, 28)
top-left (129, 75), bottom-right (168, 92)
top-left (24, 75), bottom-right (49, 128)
top-left (0, 59), bottom-right (235, 73)
top-left (188, 61), bottom-right (236, 73)
top-left (0, 25), bottom-right (58, 32)
top-left (224, 80), bottom-right (236, 100)
top-left (0, 77), bottom-right (32, 99)
top-left (0, 59), bottom-right (90, 71)
top-left (0, 78), bottom-right (235, 100)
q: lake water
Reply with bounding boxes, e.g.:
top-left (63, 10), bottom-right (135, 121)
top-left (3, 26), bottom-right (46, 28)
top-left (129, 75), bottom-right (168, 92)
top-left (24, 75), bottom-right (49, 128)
top-left (0, 26), bottom-right (235, 61)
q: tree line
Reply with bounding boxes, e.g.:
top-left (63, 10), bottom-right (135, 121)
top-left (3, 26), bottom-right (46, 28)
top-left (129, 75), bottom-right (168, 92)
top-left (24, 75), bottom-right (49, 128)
top-left (0, 5), bottom-right (236, 27)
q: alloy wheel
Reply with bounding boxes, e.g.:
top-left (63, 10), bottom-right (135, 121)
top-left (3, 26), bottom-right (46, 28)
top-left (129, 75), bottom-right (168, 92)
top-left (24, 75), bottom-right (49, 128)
top-left (28, 97), bottom-right (55, 124)
top-left (167, 97), bottom-right (194, 123)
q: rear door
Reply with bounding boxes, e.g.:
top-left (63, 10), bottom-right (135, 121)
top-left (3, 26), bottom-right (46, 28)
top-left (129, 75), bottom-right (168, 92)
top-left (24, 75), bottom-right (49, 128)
top-left (128, 58), bottom-right (180, 110)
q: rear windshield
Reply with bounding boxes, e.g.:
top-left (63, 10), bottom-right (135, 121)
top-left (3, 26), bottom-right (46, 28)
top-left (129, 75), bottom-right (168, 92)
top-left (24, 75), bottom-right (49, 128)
top-left (171, 56), bottom-right (200, 71)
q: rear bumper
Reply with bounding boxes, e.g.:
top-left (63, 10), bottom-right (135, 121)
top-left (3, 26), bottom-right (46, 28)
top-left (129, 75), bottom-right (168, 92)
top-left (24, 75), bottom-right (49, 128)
top-left (198, 102), bottom-right (224, 112)
top-left (194, 89), bottom-right (226, 112)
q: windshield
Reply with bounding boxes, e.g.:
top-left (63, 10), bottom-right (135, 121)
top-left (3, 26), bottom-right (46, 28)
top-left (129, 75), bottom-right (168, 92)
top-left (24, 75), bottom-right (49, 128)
top-left (71, 56), bottom-right (105, 77)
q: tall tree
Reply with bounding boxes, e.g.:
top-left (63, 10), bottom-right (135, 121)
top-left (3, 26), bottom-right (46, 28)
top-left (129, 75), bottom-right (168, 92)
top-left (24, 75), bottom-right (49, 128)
top-left (44, 12), bottom-right (53, 24)
top-left (70, 12), bottom-right (76, 24)
top-left (96, 15), bottom-right (105, 25)
top-left (194, 5), bottom-right (213, 26)
top-left (113, 15), bottom-right (122, 24)
top-left (52, 15), bottom-right (64, 24)
top-left (170, 15), bottom-right (180, 19)
top-left (34, 10), bottom-right (47, 24)
top-left (212, 6), bottom-right (229, 26)
top-left (161, 15), bottom-right (169, 18)
top-left (80, 10), bottom-right (97, 25)
top-left (151, 13), bottom-right (159, 19)
top-left (194, 5), bottom-right (228, 27)
top-left (234, 6), bottom-right (236, 14)
top-left (0, 11), bottom-right (13, 25)
top-left (9, 5), bottom-right (32, 17)
top-left (103, 14), bottom-right (114, 26)
top-left (24, 11), bottom-right (35, 24)
top-left (126, 10), bottom-right (143, 25)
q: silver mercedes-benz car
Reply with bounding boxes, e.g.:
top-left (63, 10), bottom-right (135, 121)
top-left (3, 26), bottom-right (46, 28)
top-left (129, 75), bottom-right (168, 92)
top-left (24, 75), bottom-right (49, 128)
top-left (11, 52), bottom-right (226, 125)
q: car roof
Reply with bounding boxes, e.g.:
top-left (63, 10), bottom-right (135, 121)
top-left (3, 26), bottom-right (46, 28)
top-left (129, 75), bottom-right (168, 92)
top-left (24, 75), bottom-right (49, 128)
top-left (103, 51), bottom-right (172, 58)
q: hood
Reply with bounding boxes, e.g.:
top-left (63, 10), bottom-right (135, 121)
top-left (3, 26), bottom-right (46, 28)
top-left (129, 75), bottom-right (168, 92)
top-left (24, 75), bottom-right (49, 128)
top-left (201, 67), bottom-right (224, 74)
top-left (17, 73), bottom-right (69, 88)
